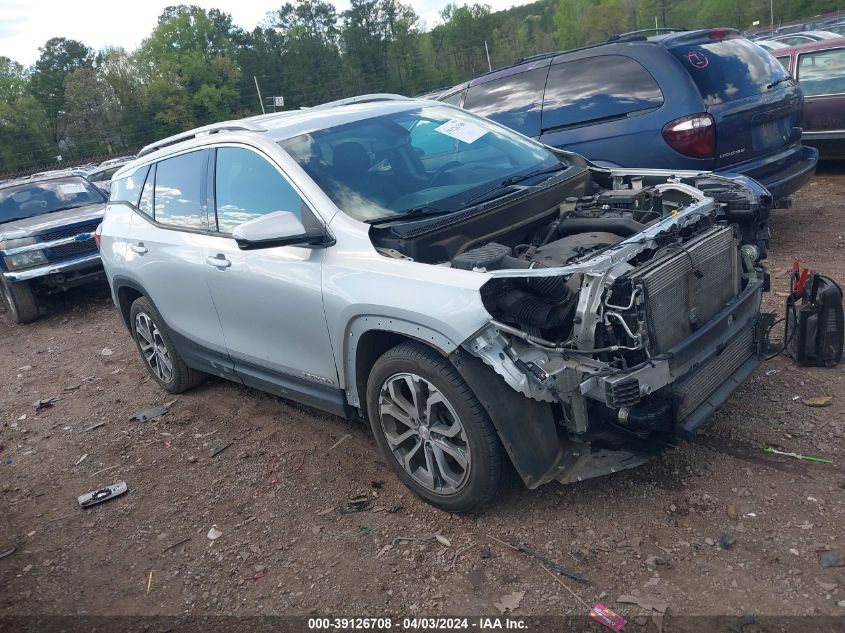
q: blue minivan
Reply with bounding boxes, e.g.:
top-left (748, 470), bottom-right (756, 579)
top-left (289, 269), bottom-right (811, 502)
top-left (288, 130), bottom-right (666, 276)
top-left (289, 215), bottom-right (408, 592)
top-left (437, 29), bottom-right (818, 204)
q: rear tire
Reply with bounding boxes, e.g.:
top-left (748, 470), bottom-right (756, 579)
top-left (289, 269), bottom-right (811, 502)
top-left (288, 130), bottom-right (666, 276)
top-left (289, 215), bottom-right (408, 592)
top-left (366, 341), bottom-right (504, 513)
top-left (129, 296), bottom-right (204, 393)
top-left (1, 279), bottom-right (39, 324)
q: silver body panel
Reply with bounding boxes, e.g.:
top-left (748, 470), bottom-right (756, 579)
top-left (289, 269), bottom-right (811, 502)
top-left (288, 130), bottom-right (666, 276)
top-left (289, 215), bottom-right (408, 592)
top-left (99, 99), bottom-right (766, 488)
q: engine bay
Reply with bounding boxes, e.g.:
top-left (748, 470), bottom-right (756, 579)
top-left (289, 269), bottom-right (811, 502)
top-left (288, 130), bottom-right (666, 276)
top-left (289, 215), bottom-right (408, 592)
top-left (372, 170), bottom-right (768, 374)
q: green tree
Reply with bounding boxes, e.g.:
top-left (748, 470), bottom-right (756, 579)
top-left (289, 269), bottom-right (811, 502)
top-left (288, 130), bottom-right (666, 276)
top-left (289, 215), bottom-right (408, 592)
top-left (60, 67), bottom-right (122, 158)
top-left (0, 57), bottom-right (59, 173)
top-left (29, 38), bottom-right (93, 141)
top-left (136, 5), bottom-right (242, 136)
top-left (264, 0), bottom-right (345, 105)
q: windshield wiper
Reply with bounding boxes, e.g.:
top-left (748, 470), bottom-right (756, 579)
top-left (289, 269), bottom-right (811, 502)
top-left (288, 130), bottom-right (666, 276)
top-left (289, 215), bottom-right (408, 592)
top-left (459, 163), bottom-right (566, 209)
top-left (367, 204), bottom-right (459, 225)
top-left (767, 76), bottom-right (793, 90)
top-left (500, 163), bottom-right (566, 187)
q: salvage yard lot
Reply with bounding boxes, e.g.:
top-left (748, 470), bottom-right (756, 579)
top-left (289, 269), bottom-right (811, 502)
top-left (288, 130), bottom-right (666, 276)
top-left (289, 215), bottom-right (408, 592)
top-left (1, 165), bottom-right (844, 620)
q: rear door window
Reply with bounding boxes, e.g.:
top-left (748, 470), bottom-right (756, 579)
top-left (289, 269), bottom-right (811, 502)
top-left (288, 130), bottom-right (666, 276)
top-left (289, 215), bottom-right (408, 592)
top-left (668, 37), bottom-right (790, 105)
top-left (462, 67), bottom-right (549, 137)
top-left (796, 48), bottom-right (845, 96)
top-left (542, 55), bottom-right (663, 131)
top-left (152, 150), bottom-right (208, 230)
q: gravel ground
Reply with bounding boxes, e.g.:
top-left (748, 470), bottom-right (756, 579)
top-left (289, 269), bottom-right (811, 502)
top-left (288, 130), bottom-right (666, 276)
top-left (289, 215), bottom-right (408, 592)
top-left (1, 165), bottom-right (844, 625)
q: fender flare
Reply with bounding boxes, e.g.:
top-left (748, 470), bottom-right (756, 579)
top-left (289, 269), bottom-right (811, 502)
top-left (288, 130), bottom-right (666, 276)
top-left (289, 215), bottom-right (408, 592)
top-left (343, 315), bottom-right (459, 408)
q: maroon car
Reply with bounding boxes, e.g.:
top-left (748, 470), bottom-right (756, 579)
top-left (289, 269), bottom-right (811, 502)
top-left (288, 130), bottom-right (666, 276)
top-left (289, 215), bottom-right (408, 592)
top-left (774, 38), bottom-right (845, 158)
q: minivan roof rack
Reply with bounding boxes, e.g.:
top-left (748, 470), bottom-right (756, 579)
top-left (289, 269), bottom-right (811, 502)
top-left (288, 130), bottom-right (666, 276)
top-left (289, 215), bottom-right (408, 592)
top-left (607, 27), bottom-right (687, 42)
top-left (137, 121), bottom-right (268, 157)
top-left (513, 50), bottom-right (566, 64)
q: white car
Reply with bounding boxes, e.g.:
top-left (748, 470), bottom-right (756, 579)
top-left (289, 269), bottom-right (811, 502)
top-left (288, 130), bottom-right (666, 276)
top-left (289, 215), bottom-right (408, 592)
top-left (98, 96), bottom-right (771, 511)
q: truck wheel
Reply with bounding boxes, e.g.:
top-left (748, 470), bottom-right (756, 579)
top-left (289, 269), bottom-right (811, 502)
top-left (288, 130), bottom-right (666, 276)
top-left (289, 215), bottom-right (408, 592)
top-left (129, 296), bottom-right (204, 393)
top-left (366, 341), bottom-right (504, 513)
top-left (1, 279), bottom-right (39, 324)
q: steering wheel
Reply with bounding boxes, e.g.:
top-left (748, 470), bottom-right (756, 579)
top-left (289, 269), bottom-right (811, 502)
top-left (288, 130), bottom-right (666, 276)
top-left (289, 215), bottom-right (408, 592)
top-left (429, 161), bottom-right (462, 187)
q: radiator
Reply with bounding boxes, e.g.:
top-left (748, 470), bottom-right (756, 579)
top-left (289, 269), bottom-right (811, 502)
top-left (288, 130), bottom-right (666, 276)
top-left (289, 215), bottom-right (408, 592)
top-left (672, 324), bottom-right (756, 420)
top-left (629, 226), bottom-right (740, 354)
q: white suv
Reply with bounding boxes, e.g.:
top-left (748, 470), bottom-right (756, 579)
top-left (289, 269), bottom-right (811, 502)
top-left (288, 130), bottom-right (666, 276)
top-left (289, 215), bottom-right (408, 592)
top-left (99, 96), bottom-right (771, 511)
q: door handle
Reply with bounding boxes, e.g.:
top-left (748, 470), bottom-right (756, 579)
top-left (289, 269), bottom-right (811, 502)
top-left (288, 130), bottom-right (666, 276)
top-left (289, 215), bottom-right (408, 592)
top-left (131, 243), bottom-right (147, 255)
top-left (206, 255), bottom-right (231, 268)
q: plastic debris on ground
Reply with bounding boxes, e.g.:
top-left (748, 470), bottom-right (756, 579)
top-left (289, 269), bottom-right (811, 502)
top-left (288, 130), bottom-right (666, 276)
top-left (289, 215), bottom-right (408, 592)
top-left (78, 481), bottom-right (128, 508)
top-left (802, 395), bottom-right (832, 407)
top-left (210, 442), bottom-right (233, 458)
top-left (819, 550), bottom-right (845, 568)
top-left (589, 603), bottom-right (627, 631)
top-left (340, 495), bottom-right (374, 513)
top-left (207, 525), bottom-right (223, 541)
top-left (494, 590), bottom-right (524, 613)
top-left (33, 397), bottom-right (57, 412)
top-left (129, 405), bottom-right (169, 423)
top-left (764, 447), bottom-right (833, 464)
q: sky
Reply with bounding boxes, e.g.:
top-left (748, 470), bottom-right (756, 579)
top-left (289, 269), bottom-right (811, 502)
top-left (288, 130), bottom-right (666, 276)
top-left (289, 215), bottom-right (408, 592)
top-left (1, 0), bottom-right (537, 67)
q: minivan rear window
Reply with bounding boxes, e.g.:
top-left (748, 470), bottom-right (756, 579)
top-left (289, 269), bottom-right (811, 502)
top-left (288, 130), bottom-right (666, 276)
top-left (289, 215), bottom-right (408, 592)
top-left (668, 38), bottom-right (790, 105)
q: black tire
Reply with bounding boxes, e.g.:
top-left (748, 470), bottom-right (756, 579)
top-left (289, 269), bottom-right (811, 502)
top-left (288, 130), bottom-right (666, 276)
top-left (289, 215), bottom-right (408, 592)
top-left (129, 296), bottom-right (204, 393)
top-left (1, 278), bottom-right (39, 324)
top-left (366, 341), bottom-right (504, 513)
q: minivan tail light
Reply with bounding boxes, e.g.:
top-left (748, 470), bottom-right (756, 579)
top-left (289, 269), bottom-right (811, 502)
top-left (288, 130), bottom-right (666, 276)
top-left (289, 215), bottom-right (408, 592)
top-left (94, 222), bottom-right (102, 249)
top-left (662, 113), bottom-right (715, 159)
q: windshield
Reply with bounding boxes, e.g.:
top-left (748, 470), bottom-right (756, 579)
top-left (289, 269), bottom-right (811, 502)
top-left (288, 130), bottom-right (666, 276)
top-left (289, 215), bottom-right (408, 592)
top-left (278, 105), bottom-right (561, 222)
top-left (0, 177), bottom-right (105, 224)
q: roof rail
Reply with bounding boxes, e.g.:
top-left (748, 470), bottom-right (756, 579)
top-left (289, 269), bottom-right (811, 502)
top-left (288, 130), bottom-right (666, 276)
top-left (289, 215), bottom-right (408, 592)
top-left (607, 27), bottom-right (687, 42)
top-left (513, 50), bottom-right (566, 64)
top-left (137, 121), bottom-right (267, 157)
top-left (304, 93), bottom-right (410, 111)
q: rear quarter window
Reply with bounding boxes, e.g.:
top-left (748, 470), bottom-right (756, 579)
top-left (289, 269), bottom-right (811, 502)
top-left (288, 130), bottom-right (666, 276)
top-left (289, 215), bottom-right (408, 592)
top-left (462, 67), bottom-right (549, 137)
top-left (669, 38), bottom-right (789, 105)
top-left (541, 55), bottom-right (664, 131)
top-left (797, 48), bottom-right (845, 96)
top-left (109, 165), bottom-right (149, 207)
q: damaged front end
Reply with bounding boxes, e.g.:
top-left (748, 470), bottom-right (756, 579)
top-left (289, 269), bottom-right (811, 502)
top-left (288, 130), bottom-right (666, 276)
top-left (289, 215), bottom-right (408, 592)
top-left (456, 173), bottom-right (770, 487)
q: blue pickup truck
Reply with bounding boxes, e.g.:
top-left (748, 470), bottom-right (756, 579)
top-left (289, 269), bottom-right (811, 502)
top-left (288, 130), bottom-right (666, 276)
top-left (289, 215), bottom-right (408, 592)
top-left (0, 172), bottom-right (106, 323)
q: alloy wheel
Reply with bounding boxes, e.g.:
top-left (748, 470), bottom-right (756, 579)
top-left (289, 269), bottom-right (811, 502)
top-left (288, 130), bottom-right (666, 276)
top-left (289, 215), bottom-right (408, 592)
top-left (135, 312), bottom-right (174, 384)
top-left (378, 372), bottom-right (471, 494)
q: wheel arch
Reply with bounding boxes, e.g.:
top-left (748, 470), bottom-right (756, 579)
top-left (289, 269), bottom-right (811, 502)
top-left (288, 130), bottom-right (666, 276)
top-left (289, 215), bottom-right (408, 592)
top-left (112, 276), bottom-right (150, 330)
top-left (344, 317), bottom-right (459, 414)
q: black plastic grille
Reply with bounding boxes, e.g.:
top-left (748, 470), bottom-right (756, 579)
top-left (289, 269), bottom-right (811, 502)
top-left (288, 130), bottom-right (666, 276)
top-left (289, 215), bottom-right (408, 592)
top-left (40, 222), bottom-right (99, 260)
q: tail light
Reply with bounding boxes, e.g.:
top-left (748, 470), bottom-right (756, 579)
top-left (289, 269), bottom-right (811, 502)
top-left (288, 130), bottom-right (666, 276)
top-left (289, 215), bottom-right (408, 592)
top-left (662, 113), bottom-right (715, 159)
top-left (94, 223), bottom-right (102, 249)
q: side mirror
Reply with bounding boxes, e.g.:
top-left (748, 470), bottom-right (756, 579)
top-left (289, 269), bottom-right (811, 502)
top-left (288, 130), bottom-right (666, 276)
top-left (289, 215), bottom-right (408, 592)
top-left (231, 211), bottom-right (328, 250)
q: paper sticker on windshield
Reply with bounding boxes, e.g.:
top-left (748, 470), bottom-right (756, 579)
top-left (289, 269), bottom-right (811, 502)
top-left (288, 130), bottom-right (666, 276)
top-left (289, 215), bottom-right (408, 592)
top-left (59, 183), bottom-right (87, 195)
top-left (435, 120), bottom-right (488, 144)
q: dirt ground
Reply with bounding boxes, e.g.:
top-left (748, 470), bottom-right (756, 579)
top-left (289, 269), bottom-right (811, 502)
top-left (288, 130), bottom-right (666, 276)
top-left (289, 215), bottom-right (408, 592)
top-left (1, 165), bottom-right (845, 626)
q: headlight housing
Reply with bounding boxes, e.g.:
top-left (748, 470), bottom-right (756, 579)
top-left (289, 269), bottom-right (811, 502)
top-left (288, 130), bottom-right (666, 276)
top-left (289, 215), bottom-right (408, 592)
top-left (0, 238), bottom-right (49, 271)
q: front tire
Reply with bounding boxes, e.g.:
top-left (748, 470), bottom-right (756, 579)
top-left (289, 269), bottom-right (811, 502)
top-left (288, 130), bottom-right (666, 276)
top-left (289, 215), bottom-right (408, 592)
top-left (129, 296), bottom-right (204, 393)
top-left (1, 279), bottom-right (39, 324)
top-left (366, 341), bottom-right (504, 513)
